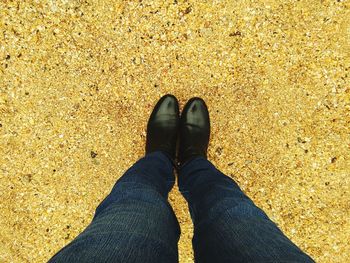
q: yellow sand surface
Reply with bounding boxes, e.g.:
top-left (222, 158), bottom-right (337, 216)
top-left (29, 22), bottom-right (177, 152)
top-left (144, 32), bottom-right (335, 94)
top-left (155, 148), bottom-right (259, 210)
top-left (1, 1), bottom-right (349, 262)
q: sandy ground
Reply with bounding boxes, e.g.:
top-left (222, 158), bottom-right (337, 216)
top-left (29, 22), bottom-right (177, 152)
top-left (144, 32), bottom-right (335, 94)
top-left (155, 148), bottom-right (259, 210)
top-left (1, 1), bottom-right (349, 262)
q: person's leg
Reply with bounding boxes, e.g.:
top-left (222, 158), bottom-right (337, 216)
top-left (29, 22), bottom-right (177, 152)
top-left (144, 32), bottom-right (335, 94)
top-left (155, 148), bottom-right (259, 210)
top-left (49, 94), bottom-right (181, 263)
top-left (179, 157), bottom-right (314, 263)
top-left (49, 151), bottom-right (180, 263)
top-left (178, 97), bottom-right (314, 263)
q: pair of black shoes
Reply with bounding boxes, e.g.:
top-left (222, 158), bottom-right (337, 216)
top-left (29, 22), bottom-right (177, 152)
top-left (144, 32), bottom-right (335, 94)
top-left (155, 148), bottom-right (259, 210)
top-left (146, 94), bottom-right (210, 166)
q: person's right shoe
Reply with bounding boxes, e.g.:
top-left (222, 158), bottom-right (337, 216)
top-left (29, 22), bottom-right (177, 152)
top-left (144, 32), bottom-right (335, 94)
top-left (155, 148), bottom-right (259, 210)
top-left (178, 97), bottom-right (210, 166)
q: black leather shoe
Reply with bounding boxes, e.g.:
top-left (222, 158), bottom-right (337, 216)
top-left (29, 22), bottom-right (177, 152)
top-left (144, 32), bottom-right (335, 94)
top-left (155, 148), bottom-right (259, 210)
top-left (179, 97), bottom-right (210, 165)
top-left (146, 94), bottom-right (180, 162)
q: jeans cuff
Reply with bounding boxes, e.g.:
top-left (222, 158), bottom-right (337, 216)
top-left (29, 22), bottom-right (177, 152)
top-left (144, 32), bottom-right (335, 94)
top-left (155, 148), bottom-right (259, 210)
top-left (145, 151), bottom-right (176, 169)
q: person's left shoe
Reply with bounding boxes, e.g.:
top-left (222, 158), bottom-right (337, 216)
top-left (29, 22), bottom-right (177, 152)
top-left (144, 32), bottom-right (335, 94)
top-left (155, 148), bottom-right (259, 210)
top-left (146, 94), bottom-right (180, 162)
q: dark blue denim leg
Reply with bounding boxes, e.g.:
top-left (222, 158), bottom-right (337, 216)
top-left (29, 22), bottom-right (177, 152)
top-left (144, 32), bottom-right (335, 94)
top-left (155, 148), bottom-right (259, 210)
top-left (178, 157), bottom-right (314, 263)
top-left (49, 151), bottom-right (180, 263)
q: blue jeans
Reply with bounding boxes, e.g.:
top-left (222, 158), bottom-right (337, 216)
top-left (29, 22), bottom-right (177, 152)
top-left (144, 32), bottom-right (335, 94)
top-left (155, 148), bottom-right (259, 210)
top-left (49, 152), bottom-right (314, 263)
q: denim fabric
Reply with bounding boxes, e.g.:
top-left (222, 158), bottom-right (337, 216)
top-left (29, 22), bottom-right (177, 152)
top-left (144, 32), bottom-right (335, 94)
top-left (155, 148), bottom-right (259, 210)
top-left (178, 157), bottom-right (314, 263)
top-left (49, 152), bottom-right (314, 263)
top-left (49, 152), bottom-right (180, 263)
